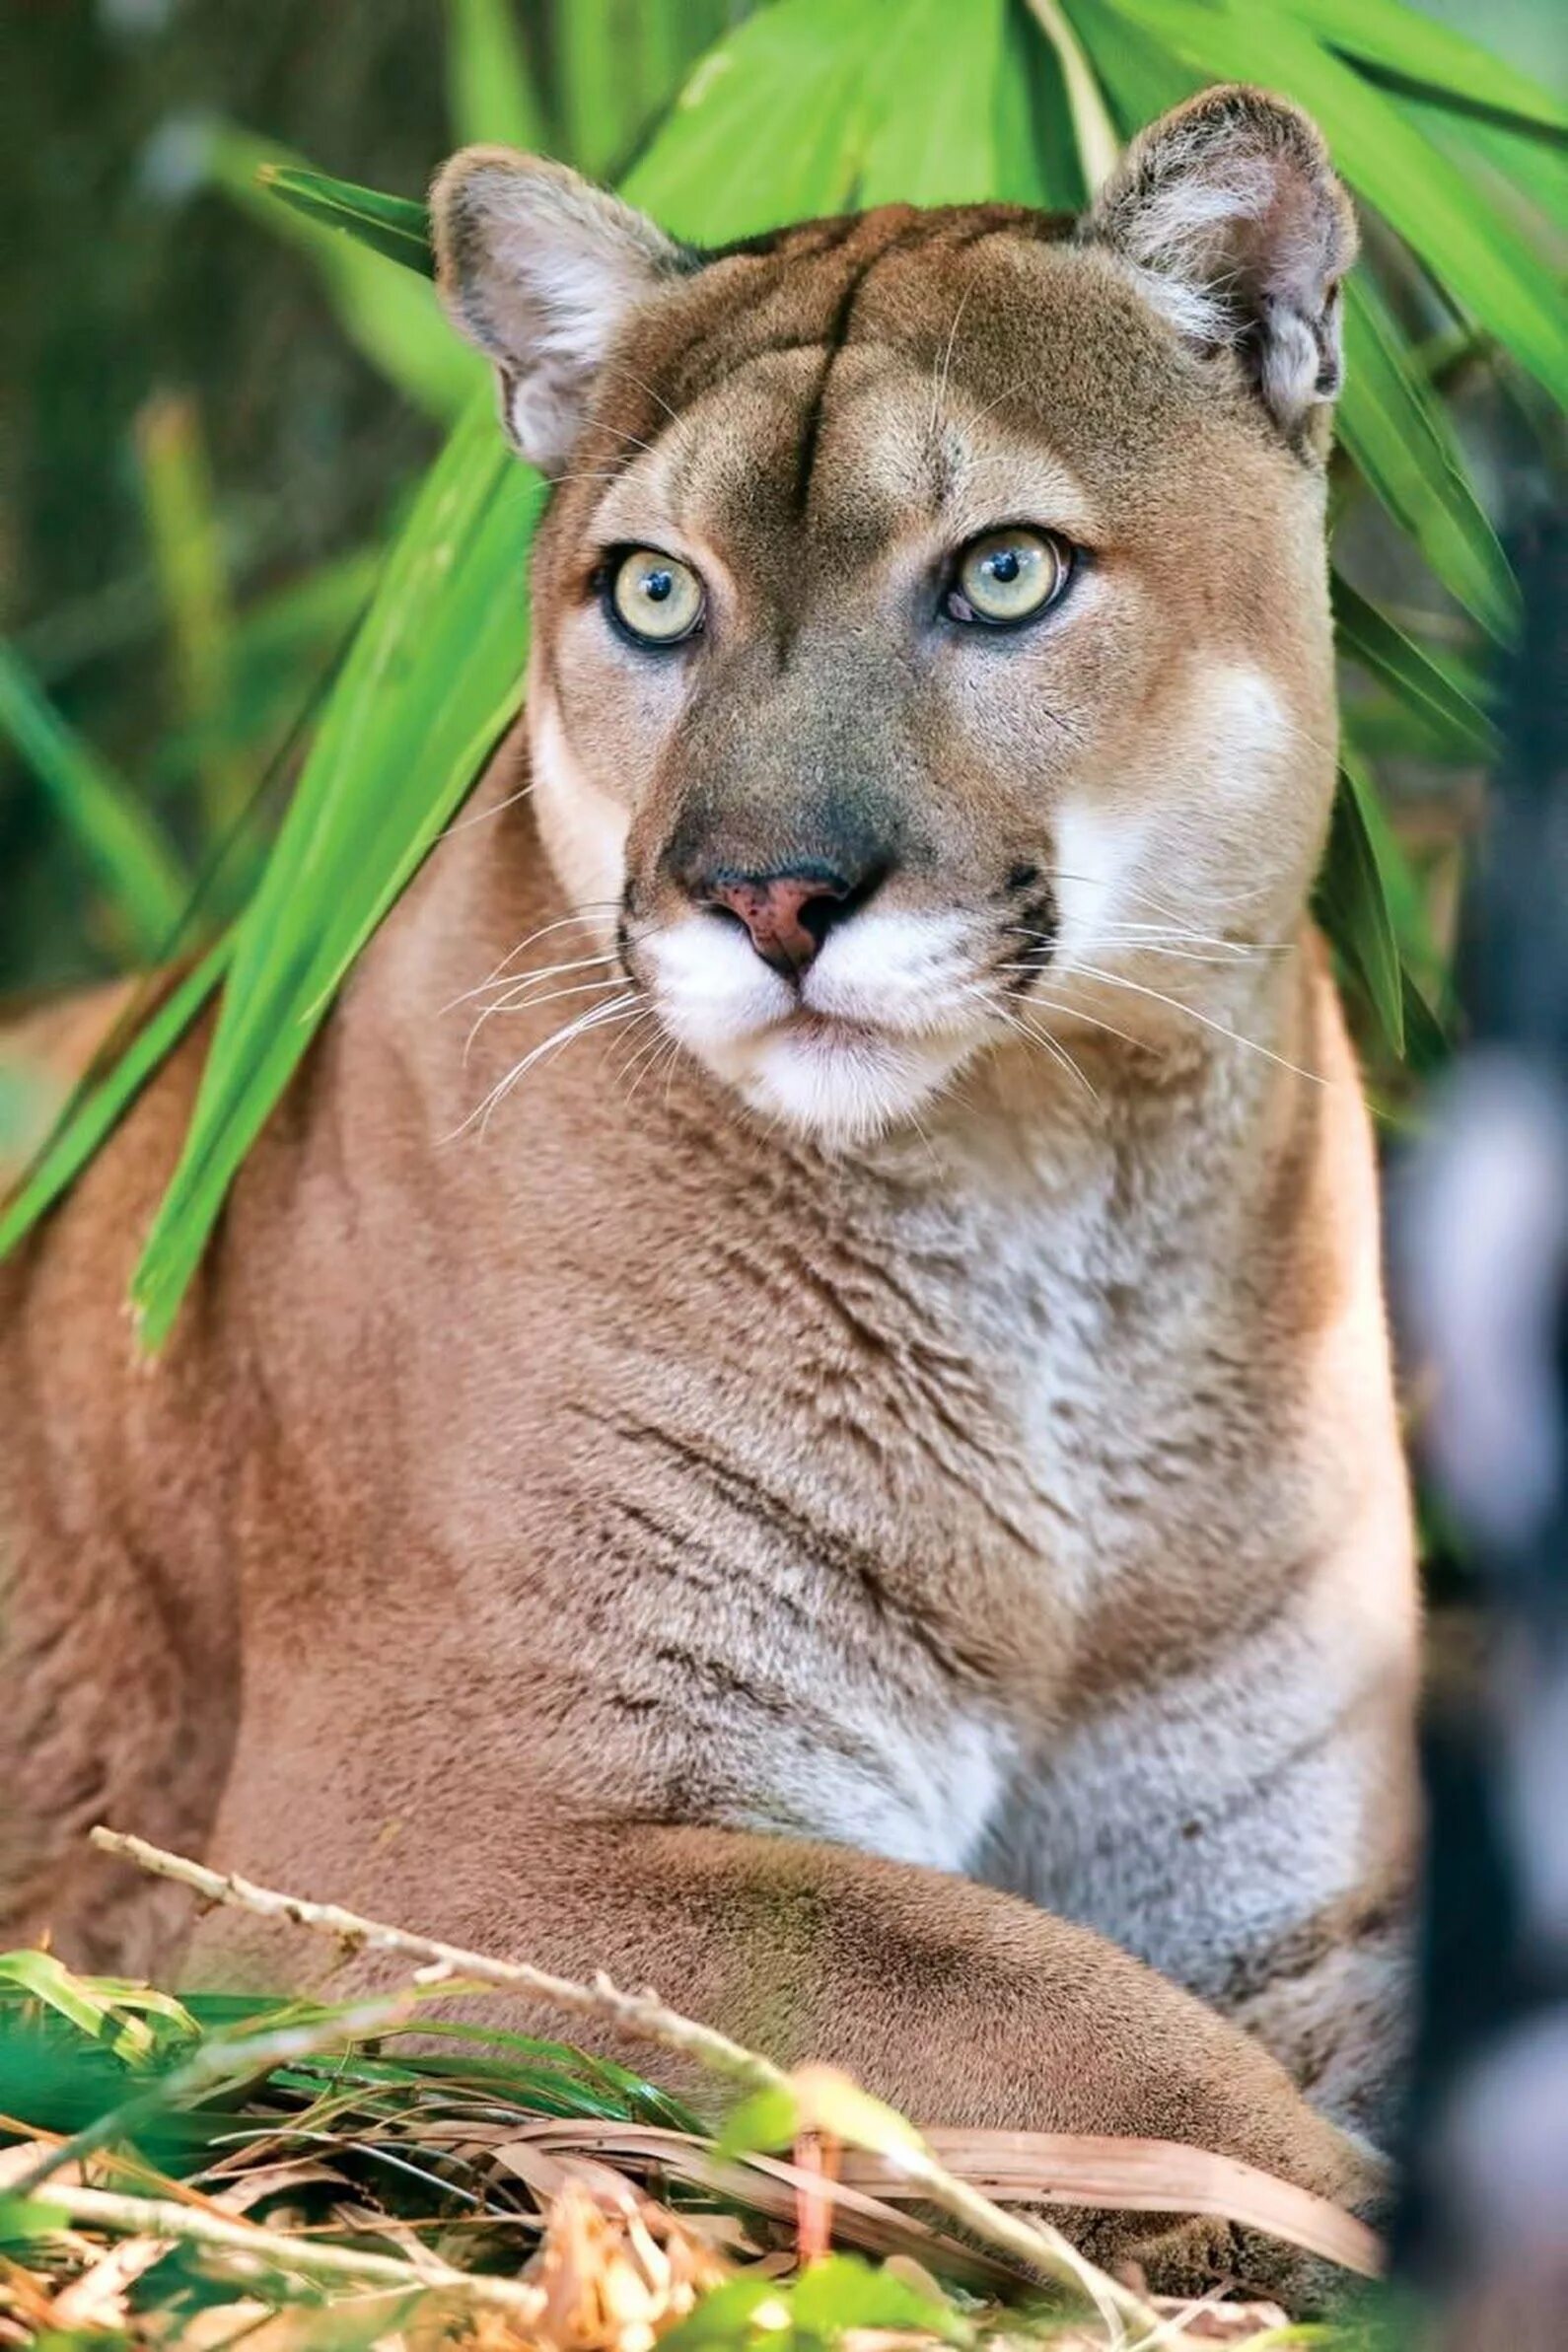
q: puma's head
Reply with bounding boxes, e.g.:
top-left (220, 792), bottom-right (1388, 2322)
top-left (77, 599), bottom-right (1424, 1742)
top-left (432, 89), bottom-right (1355, 1146)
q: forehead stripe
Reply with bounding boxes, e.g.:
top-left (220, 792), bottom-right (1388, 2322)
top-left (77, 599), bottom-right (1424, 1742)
top-left (792, 247), bottom-right (895, 521)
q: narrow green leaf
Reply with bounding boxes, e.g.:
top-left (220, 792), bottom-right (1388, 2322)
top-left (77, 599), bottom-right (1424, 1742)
top-left (1400, 92), bottom-right (1568, 255)
top-left (129, 400), bottom-right (542, 1345)
top-left (1064, 0), bottom-right (1202, 132)
top-left (0, 641), bottom-right (189, 959)
top-left (791, 2253), bottom-right (971, 2345)
top-left (714, 2082), bottom-right (800, 2159)
top-left (445, 0), bottom-right (548, 151)
top-left (1339, 714), bottom-right (1449, 1001)
top-left (209, 127), bottom-right (474, 417)
top-left (135, 392), bottom-right (246, 833)
top-left (1337, 277), bottom-right (1518, 644)
top-left (1023, 0), bottom-right (1122, 192)
top-left (1104, 0), bottom-right (1568, 406)
top-left (0, 939), bottom-right (232, 1263)
top-left (1313, 760), bottom-right (1403, 1055)
top-left (236, 547), bottom-right (382, 672)
top-left (1400, 964), bottom-right (1453, 1075)
top-left (1333, 574), bottom-right (1497, 758)
top-left (0, 1951), bottom-right (157, 2066)
top-left (1282, 0), bottom-right (1567, 141)
top-left (995, 0), bottom-right (1093, 211)
top-left (255, 162), bottom-right (434, 274)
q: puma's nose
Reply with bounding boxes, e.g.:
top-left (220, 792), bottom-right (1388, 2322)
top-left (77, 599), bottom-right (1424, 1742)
top-left (703, 866), bottom-right (862, 976)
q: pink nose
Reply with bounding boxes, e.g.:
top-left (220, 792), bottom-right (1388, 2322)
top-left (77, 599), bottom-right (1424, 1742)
top-left (705, 870), bottom-right (851, 976)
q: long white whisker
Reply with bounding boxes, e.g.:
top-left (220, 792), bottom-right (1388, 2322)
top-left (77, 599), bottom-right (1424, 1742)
top-left (623, 1026), bottom-right (684, 1110)
top-left (987, 998), bottom-right (1102, 1102)
top-left (448, 992), bottom-right (641, 1143)
top-left (463, 973), bottom-right (627, 1063)
top-left (1008, 988), bottom-right (1151, 1056)
top-left (1064, 962), bottom-right (1330, 1087)
top-left (1053, 868), bottom-right (1278, 915)
top-left (458, 950), bottom-right (622, 1017)
top-left (438, 773), bottom-right (536, 838)
top-left (444, 906), bottom-right (623, 1012)
top-left (965, 376), bottom-right (1033, 427)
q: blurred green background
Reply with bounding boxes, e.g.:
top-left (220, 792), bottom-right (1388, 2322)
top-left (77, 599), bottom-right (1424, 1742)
top-left (0, 0), bottom-right (1561, 1027)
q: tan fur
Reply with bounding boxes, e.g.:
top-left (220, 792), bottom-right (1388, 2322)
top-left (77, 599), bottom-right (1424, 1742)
top-left (1, 91), bottom-right (1417, 2300)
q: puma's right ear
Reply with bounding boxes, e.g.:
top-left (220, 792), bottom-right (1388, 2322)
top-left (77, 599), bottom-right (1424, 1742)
top-left (1081, 86), bottom-right (1357, 447)
top-left (430, 147), bottom-right (692, 474)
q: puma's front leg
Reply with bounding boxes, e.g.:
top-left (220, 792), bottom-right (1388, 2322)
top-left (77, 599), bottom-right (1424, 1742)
top-left (185, 1816), bottom-right (1378, 2300)
top-left (995, 1618), bottom-right (1418, 2146)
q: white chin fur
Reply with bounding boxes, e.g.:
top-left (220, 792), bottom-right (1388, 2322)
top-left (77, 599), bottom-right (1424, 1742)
top-left (735, 1027), bottom-right (971, 1147)
top-left (646, 909), bottom-right (981, 1146)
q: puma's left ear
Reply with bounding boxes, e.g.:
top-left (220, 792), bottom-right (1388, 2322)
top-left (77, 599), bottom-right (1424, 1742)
top-left (1081, 85), bottom-right (1357, 445)
top-left (431, 146), bottom-right (693, 473)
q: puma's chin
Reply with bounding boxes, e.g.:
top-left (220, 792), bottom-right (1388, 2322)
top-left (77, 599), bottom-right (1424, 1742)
top-left (725, 1016), bottom-right (971, 1146)
top-left (643, 908), bottom-right (983, 1145)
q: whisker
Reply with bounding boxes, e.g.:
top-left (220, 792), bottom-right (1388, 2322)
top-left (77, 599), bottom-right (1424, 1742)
top-left (622, 1026), bottom-right (684, 1110)
top-left (596, 423), bottom-right (662, 461)
top-left (1053, 868), bottom-right (1278, 915)
top-left (463, 972), bottom-right (627, 1064)
top-left (1006, 940), bottom-right (1285, 970)
top-left (928, 272), bottom-right (980, 445)
top-left (987, 998), bottom-right (1102, 1103)
top-left (451, 992), bottom-right (643, 1144)
top-left (611, 1014), bottom-right (666, 1090)
top-left (458, 949), bottom-right (622, 1016)
top-left (999, 984), bottom-right (1153, 1056)
top-left (964, 376), bottom-right (1033, 427)
top-left (445, 904), bottom-right (623, 1011)
top-left (594, 361), bottom-right (681, 428)
top-left (438, 772), bottom-right (536, 838)
top-left (1063, 962), bottom-right (1330, 1087)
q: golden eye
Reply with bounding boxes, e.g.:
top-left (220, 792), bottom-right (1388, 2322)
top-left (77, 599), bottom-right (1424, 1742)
top-left (950, 528), bottom-right (1067, 627)
top-left (607, 547), bottom-right (705, 645)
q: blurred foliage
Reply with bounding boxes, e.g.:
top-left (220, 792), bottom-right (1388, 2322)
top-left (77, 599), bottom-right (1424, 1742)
top-left (0, 0), bottom-right (1563, 1334)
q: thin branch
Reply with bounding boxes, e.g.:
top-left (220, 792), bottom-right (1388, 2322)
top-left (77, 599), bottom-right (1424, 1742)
top-left (90, 1827), bottom-right (786, 2094)
top-left (91, 1826), bottom-right (1156, 2330)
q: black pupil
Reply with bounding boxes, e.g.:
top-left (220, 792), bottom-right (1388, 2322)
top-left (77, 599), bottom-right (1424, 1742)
top-left (988, 547), bottom-right (1022, 584)
top-left (644, 568), bottom-right (673, 604)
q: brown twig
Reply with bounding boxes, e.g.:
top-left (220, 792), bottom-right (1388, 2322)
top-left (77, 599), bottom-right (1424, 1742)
top-left (89, 1825), bottom-right (780, 2093)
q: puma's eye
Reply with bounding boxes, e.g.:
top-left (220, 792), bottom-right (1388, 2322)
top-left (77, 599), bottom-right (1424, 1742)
top-left (606, 547), bottom-right (705, 646)
top-left (947, 528), bottom-right (1068, 627)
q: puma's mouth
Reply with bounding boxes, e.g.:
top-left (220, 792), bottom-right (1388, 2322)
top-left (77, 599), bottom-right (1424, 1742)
top-left (776, 1009), bottom-right (879, 1045)
top-left (637, 904), bottom-right (989, 1146)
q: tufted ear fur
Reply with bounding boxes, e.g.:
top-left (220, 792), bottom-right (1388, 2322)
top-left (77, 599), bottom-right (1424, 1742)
top-left (1080, 86), bottom-right (1357, 446)
top-left (430, 147), bottom-right (693, 473)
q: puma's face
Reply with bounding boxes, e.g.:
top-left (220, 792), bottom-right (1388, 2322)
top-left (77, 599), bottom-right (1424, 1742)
top-left (435, 90), bottom-right (1355, 1145)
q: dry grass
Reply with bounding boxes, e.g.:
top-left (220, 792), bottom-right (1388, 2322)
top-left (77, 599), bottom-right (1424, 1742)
top-left (0, 1833), bottom-right (1399, 2352)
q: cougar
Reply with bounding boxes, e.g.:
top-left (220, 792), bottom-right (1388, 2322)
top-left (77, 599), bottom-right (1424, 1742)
top-left (2, 86), bottom-right (1418, 2292)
